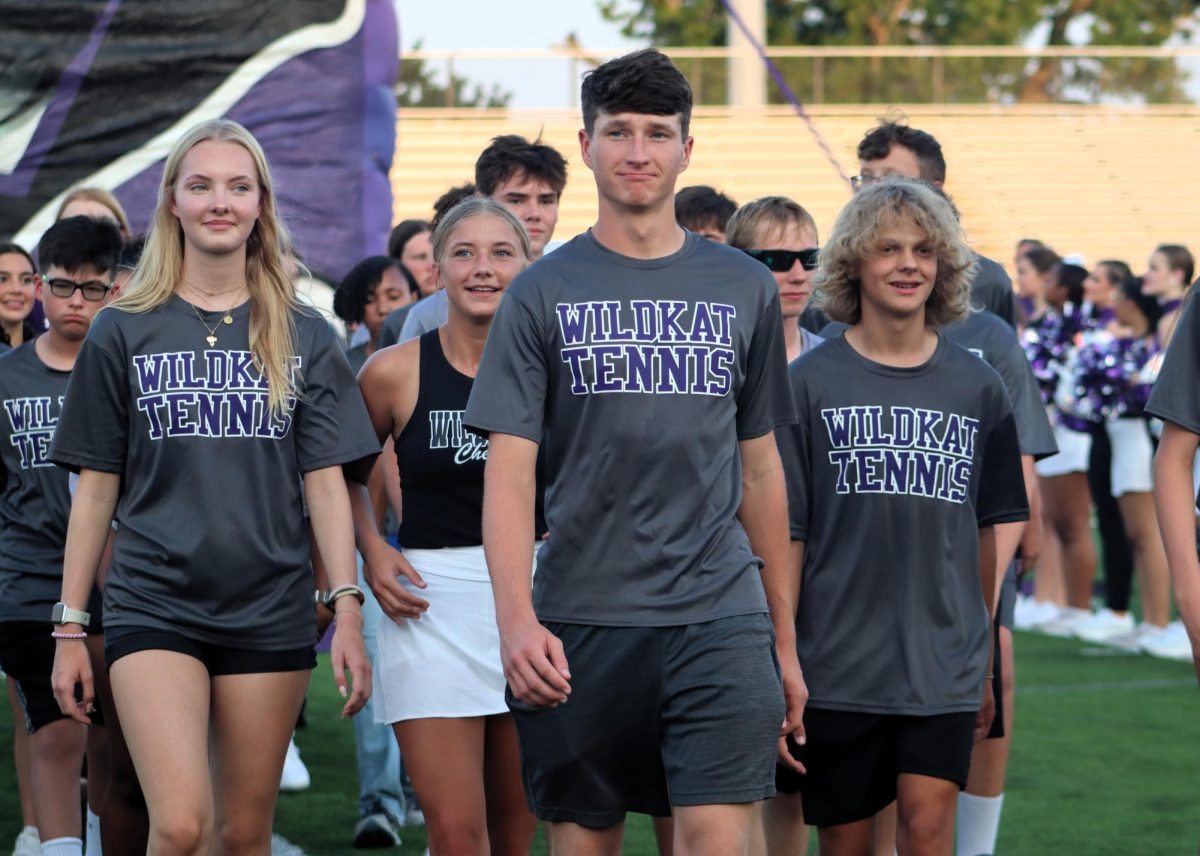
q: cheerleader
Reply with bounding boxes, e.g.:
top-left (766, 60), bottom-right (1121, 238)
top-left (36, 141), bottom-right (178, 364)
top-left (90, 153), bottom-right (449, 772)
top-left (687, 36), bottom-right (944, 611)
top-left (352, 198), bottom-right (540, 856)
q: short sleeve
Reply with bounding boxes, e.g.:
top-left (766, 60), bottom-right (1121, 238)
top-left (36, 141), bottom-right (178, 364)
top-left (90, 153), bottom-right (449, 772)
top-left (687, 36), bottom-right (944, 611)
top-left (292, 323), bottom-right (381, 483)
top-left (1147, 294), bottom-right (1200, 434)
top-left (736, 293), bottom-right (797, 440)
top-left (464, 288), bottom-right (548, 443)
top-left (971, 256), bottom-right (1016, 328)
top-left (50, 332), bottom-right (129, 474)
top-left (993, 331), bottom-right (1058, 459)
top-left (974, 391), bottom-right (1030, 527)
top-left (398, 292), bottom-right (446, 344)
top-left (778, 365), bottom-right (812, 541)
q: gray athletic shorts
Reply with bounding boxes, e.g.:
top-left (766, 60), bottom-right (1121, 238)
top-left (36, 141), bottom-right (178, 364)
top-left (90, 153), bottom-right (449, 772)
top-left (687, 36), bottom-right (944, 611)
top-left (507, 612), bottom-right (785, 828)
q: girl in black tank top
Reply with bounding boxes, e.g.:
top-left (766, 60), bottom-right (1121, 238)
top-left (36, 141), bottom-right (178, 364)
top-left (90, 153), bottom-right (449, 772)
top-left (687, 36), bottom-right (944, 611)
top-left (350, 199), bottom-right (539, 856)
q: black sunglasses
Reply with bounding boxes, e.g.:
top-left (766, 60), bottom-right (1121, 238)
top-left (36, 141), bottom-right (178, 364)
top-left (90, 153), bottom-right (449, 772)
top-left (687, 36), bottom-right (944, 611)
top-left (40, 275), bottom-right (112, 302)
top-left (742, 248), bottom-right (819, 273)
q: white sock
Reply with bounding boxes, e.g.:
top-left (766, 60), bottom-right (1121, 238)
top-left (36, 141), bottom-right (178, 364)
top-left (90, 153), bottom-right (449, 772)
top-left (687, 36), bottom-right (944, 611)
top-left (956, 792), bottom-right (1004, 856)
top-left (21, 826), bottom-right (40, 841)
top-left (40, 837), bottom-right (83, 856)
top-left (85, 808), bottom-right (102, 856)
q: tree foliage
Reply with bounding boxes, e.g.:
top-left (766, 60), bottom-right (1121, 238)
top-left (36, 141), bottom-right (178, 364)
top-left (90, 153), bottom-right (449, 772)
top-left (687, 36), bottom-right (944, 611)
top-left (397, 41), bottom-right (512, 108)
top-left (598, 0), bottom-right (1198, 104)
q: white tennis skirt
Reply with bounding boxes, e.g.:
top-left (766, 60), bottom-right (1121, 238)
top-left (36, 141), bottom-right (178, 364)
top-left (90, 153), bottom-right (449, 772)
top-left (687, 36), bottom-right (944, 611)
top-left (1106, 418), bottom-right (1154, 497)
top-left (373, 544), bottom-right (532, 724)
top-left (1035, 419), bottom-right (1092, 478)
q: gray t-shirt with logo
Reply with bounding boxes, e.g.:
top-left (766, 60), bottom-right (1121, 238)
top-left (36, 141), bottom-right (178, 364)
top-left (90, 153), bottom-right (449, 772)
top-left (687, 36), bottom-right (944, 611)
top-left (0, 343), bottom-right (73, 623)
top-left (820, 311), bottom-right (1057, 459)
top-left (779, 334), bottom-right (1028, 715)
top-left (50, 297), bottom-right (380, 649)
top-left (465, 230), bottom-right (797, 626)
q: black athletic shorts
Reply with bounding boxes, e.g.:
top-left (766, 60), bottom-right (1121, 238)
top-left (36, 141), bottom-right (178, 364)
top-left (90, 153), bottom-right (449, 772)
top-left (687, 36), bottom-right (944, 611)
top-left (779, 707), bottom-right (976, 828)
top-left (985, 619), bottom-right (1005, 740)
top-left (105, 627), bottom-right (316, 676)
top-left (507, 613), bottom-right (785, 829)
top-left (997, 560), bottom-right (1017, 631)
top-left (0, 621), bottom-right (100, 733)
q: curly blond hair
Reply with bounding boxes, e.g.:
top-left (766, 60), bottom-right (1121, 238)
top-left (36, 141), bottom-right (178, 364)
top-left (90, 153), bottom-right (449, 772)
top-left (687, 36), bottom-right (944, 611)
top-left (813, 178), bottom-right (976, 328)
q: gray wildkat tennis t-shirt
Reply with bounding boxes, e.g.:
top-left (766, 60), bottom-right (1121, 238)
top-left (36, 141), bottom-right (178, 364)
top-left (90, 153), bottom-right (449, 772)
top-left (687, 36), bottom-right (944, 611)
top-left (50, 297), bottom-right (379, 649)
top-left (820, 311), bottom-right (1057, 460)
top-left (0, 343), bottom-right (73, 623)
top-left (465, 230), bottom-right (797, 626)
top-left (779, 334), bottom-right (1028, 715)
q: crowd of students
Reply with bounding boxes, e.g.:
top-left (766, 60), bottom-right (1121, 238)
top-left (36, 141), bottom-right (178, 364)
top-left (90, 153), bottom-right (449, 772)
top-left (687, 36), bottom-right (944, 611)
top-left (2, 47), bottom-right (1199, 856)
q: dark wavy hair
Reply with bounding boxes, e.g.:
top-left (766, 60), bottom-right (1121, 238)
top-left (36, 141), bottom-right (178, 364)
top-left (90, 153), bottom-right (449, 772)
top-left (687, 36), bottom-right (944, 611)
top-left (581, 49), bottom-right (692, 137)
top-left (675, 185), bottom-right (737, 236)
top-left (475, 135), bottom-right (566, 198)
top-left (39, 216), bottom-right (122, 275)
top-left (333, 256), bottom-right (410, 326)
top-left (857, 119), bottom-right (947, 183)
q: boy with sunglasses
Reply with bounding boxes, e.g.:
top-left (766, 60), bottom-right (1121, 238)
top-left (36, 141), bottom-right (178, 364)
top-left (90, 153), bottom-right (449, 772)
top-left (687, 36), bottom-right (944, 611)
top-left (0, 216), bottom-right (122, 856)
top-left (727, 197), bottom-right (822, 363)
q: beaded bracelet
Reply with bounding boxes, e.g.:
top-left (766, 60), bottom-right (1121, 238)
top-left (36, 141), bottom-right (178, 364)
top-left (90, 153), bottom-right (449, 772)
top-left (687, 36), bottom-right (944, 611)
top-left (51, 631), bottom-right (87, 640)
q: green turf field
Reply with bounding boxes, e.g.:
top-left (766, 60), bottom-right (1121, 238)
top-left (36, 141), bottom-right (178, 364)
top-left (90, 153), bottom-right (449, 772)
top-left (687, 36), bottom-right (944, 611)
top-left (3, 632), bottom-right (1198, 854)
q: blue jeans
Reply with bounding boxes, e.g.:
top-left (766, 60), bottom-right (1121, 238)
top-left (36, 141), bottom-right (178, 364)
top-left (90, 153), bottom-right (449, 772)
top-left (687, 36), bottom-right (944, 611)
top-left (355, 554), bottom-right (406, 822)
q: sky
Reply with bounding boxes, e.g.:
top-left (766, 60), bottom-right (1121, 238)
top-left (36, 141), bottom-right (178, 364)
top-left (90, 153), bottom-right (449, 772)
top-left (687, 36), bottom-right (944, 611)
top-left (393, 2), bottom-right (1200, 107)
top-left (394, 0), bottom-right (646, 108)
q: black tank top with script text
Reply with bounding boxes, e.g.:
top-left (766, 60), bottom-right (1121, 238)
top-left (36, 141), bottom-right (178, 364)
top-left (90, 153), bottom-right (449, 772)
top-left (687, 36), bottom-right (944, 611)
top-left (397, 330), bottom-right (545, 548)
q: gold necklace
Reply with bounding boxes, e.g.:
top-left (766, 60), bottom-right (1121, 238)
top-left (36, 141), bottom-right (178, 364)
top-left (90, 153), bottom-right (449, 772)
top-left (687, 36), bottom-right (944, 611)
top-left (182, 279), bottom-right (246, 298)
top-left (188, 287), bottom-right (244, 346)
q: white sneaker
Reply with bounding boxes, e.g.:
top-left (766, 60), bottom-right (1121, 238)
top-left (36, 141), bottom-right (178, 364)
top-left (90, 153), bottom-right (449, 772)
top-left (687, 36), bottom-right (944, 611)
top-left (1140, 620), bottom-right (1194, 661)
top-left (1036, 606), bottom-right (1092, 637)
top-left (279, 737), bottom-right (311, 792)
top-left (1014, 597), bottom-right (1062, 630)
top-left (1072, 608), bottom-right (1136, 643)
top-left (11, 827), bottom-right (39, 856)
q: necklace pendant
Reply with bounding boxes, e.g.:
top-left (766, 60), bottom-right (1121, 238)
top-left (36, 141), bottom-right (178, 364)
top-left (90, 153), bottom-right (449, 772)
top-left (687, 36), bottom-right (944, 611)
top-left (223, 314), bottom-right (233, 325)
top-left (206, 334), bottom-right (217, 346)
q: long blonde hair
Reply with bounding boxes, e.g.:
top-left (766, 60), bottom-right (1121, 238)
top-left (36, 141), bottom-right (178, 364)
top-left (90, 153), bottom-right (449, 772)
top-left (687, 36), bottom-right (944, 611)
top-left (113, 119), bottom-right (299, 415)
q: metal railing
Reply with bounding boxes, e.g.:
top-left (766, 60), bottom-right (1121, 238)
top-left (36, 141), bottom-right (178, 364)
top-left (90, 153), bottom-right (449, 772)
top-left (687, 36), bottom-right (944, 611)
top-left (398, 45), bottom-right (1200, 109)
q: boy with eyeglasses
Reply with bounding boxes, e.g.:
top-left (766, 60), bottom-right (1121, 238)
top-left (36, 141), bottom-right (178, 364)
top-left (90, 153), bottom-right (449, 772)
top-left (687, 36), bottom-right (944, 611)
top-left (0, 216), bottom-right (122, 856)
top-left (852, 120), bottom-right (1015, 330)
top-left (726, 196), bottom-right (822, 364)
top-left (805, 120), bottom-right (1016, 340)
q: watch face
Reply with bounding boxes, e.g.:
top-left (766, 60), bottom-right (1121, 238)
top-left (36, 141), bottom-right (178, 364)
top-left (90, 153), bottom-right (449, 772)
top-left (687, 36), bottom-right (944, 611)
top-left (51, 602), bottom-right (65, 624)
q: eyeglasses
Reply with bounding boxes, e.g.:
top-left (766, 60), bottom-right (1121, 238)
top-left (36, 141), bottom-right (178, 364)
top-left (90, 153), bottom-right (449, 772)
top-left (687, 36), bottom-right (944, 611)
top-left (40, 275), bottom-right (113, 302)
top-left (849, 174), bottom-right (882, 191)
top-left (743, 248), bottom-right (820, 273)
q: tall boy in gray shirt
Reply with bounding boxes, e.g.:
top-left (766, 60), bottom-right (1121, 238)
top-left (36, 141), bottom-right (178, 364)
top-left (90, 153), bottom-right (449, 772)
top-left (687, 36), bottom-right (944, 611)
top-left (0, 217), bottom-right (122, 856)
top-left (465, 49), bottom-right (802, 856)
top-left (777, 179), bottom-right (1027, 856)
